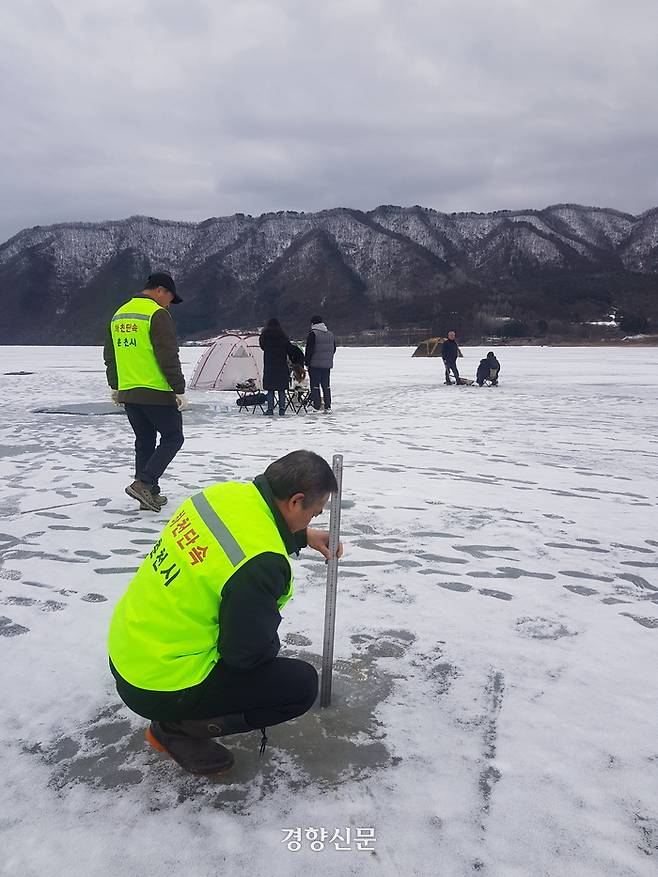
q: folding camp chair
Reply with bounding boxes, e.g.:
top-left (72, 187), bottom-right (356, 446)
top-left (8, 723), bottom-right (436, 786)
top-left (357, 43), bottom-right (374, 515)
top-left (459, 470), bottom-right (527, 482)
top-left (236, 388), bottom-right (267, 413)
top-left (285, 387), bottom-right (312, 414)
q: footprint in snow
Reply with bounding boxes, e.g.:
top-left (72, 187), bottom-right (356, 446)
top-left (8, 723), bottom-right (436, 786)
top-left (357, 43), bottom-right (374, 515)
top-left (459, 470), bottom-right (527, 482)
top-left (563, 585), bottom-right (598, 596)
top-left (620, 614), bottom-right (658, 629)
top-left (0, 615), bottom-right (29, 636)
top-left (479, 589), bottom-right (513, 601)
top-left (49, 525), bottom-right (91, 532)
top-left (560, 570), bottom-right (613, 583)
top-left (515, 617), bottom-right (578, 640)
top-left (0, 568), bottom-right (22, 580)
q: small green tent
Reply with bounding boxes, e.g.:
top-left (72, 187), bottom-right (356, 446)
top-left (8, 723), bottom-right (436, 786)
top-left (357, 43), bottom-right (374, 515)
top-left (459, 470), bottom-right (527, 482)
top-left (412, 337), bottom-right (443, 357)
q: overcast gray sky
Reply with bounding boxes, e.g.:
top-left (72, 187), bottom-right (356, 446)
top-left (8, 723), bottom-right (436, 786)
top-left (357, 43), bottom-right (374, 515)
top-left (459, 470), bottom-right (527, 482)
top-left (1, 0), bottom-right (657, 243)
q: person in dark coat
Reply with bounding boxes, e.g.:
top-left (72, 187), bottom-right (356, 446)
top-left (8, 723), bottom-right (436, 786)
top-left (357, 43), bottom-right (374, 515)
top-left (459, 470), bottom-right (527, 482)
top-left (476, 352), bottom-right (501, 386)
top-left (259, 318), bottom-right (300, 416)
top-left (441, 330), bottom-right (461, 385)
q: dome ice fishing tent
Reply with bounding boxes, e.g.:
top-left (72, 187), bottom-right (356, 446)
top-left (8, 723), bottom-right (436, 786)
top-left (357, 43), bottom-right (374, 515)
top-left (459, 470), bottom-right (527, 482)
top-left (412, 337), bottom-right (443, 357)
top-left (190, 333), bottom-right (264, 390)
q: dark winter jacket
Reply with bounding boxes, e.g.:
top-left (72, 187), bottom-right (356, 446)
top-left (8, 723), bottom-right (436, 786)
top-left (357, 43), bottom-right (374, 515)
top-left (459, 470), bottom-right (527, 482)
top-left (108, 473), bottom-right (307, 720)
top-left (476, 354), bottom-right (501, 382)
top-left (104, 294), bottom-right (185, 405)
top-left (259, 328), bottom-right (300, 390)
top-left (440, 338), bottom-right (460, 364)
top-left (305, 323), bottom-right (336, 368)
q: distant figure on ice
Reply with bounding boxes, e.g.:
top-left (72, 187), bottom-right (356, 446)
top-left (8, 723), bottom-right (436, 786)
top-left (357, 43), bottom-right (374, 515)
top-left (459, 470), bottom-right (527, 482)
top-left (258, 318), bottom-right (302, 416)
top-left (476, 352), bottom-right (501, 386)
top-left (441, 330), bottom-right (462, 385)
top-left (305, 315), bottom-right (336, 412)
top-left (107, 450), bottom-right (343, 776)
top-left (104, 272), bottom-right (186, 512)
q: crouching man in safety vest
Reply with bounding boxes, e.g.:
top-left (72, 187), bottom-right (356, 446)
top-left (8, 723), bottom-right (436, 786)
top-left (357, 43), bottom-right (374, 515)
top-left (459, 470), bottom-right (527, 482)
top-left (108, 450), bottom-right (342, 776)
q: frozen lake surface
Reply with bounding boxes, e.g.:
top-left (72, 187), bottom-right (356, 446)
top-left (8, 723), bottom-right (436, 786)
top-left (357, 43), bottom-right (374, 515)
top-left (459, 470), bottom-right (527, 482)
top-left (1, 345), bottom-right (658, 876)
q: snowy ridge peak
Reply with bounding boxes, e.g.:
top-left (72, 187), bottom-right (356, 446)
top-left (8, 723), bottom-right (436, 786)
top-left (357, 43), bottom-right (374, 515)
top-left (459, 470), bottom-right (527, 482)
top-left (0, 204), bottom-right (656, 343)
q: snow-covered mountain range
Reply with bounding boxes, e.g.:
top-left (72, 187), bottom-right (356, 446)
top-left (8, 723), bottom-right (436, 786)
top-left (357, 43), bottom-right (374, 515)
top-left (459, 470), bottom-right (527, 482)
top-left (1, 204), bottom-right (657, 343)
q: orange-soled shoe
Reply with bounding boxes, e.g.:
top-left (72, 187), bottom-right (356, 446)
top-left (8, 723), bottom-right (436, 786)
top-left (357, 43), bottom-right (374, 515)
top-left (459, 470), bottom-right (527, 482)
top-left (145, 722), bottom-right (234, 776)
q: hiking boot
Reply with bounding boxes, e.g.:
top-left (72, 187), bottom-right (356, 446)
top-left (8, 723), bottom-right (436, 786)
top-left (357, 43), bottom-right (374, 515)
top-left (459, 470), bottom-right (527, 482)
top-left (145, 721), bottom-right (235, 776)
top-left (171, 713), bottom-right (270, 757)
top-left (264, 410), bottom-right (274, 416)
top-left (175, 712), bottom-right (253, 738)
top-left (181, 713), bottom-right (268, 756)
top-left (140, 494), bottom-right (168, 511)
top-left (126, 480), bottom-right (160, 512)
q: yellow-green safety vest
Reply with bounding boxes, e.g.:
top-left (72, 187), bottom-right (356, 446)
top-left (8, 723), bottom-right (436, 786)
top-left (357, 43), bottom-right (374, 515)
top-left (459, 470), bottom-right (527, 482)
top-left (108, 482), bottom-right (294, 691)
top-left (111, 297), bottom-right (173, 392)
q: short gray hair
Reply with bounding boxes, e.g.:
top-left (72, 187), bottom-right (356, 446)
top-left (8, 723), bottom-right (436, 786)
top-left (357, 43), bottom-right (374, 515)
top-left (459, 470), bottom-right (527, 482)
top-left (265, 450), bottom-right (337, 506)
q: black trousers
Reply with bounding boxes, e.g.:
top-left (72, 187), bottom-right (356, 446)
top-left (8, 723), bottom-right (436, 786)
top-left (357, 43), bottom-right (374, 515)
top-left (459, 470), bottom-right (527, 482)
top-left (309, 367), bottom-right (331, 410)
top-left (124, 403), bottom-right (184, 490)
top-left (444, 360), bottom-right (460, 383)
top-left (112, 657), bottom-right (318, 731)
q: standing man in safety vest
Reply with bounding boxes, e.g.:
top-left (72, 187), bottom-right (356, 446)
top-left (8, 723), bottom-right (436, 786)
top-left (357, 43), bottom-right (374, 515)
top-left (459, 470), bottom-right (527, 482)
top-left (104, 272), bottom-right (187, 512)
top-left (108, 450), bottom-right (342, 777)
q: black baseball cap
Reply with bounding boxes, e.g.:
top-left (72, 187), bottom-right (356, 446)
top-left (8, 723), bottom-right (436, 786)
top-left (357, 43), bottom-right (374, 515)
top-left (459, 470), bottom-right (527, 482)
top-left (145, 272), bottom-right (183, 304)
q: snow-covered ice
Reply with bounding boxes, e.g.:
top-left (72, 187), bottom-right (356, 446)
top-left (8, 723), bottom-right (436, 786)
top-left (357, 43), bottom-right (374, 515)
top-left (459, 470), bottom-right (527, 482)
top-left (1, 345), bottom-right (657, 877)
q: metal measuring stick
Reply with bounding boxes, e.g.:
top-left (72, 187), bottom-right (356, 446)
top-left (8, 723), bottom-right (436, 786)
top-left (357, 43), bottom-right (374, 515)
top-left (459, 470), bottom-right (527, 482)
top-left (320, 454), bottom-right (343, 708)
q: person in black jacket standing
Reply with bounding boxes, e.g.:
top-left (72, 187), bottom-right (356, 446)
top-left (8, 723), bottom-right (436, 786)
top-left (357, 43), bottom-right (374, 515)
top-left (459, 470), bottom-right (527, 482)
top-left (259, 318), bottom-right (301, 416)
top-left (441, 330), bottom-right (461, 385)
top-left (305, 315), bottom-right (336, 412)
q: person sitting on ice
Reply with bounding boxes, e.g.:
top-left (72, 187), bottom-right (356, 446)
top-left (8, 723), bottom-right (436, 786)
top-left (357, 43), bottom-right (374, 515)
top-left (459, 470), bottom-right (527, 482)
top-left (476, 351), bottom-right (501, 386)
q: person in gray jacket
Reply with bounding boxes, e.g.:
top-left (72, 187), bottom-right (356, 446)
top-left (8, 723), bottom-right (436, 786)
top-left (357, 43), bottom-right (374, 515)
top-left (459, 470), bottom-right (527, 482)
top-left (304, 315), bottom-right (336, 412)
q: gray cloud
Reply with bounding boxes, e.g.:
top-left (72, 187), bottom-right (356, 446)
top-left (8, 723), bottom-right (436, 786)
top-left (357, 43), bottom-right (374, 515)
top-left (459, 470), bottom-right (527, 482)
top-left (1, 0), bottom-right (657, 243)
